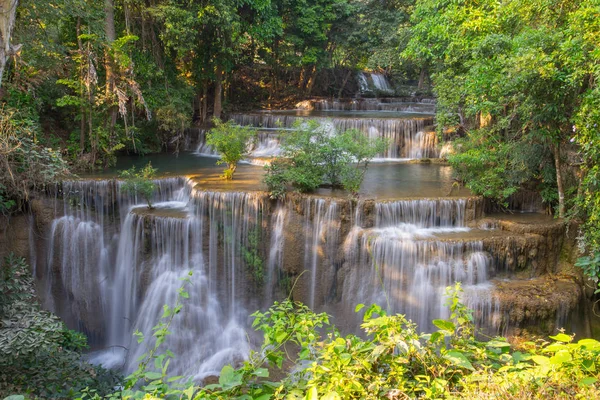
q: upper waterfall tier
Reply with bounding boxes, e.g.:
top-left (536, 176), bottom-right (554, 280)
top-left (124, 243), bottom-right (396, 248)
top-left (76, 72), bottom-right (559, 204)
top-left (302, 98), bottom-right (436, 113)
top-left (227, 111), bottom-right (437, 160)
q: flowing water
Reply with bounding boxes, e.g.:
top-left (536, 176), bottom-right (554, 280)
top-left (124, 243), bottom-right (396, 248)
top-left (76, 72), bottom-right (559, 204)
top-left (188, 93), bottom-right (438, 161)
top-left (27, 86), bottom-right (567, 382)
top-left (341, 199), bottom-right (500, 331)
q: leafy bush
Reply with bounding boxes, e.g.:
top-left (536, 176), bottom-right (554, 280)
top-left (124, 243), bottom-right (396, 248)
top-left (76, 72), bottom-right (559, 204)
top-left (119, 162), bottom-right (158, 209)
top-left (0, 254), bottom-right (121, 398)
top-left (91, 283), bottom-right (600, 399)
top-left (206, 119), bottom-right (258, 180)
top-left (448, 129), bottom-right (556, 205)
top-left (264, 120), bottom-right (387, 198)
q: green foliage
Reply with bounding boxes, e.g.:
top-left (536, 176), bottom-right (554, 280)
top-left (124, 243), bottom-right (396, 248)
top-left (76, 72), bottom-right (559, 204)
top-left (0, 254), bottom-right (120, 398)
top-left (0, 106), bottom-right (71, 211)
top-left (264, 121), bottom-right (387, 198)
top-left (76, 283), bottom-right (600, 399)
top-left (404, 0), bottom-right (599, 214)
top-left (119, 162), bottom-right (158, 209)
top-left (206, 119), bottom-right (257, 180)
top-left (448, 130), bottom-right (554, 204)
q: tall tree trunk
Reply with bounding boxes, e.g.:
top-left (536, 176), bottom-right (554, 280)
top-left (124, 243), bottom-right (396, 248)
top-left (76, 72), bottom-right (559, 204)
top-left (298, 67), bottom-right (306, 89)
top-left (418, 67), bottom-right (427, 90)
top-left (104, 0), bottom-right (118, 138)
top-left (305, 65), bottom-right (317, 97)
top-left (0, 0), bottom-right (19, 88)
top-left (553, 141), bottom-right (566, 218)
top-left (76, 17), bottom-right (85, 154)
top-left (201, 83), bottom-right (208, 123)
top-left (337, 69), bottom-right (352, 99)
top-left (213, 65), bottom-right (223, 119)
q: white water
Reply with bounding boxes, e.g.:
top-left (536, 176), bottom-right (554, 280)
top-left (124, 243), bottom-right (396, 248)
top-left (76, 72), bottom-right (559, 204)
top-left (371, 73), bottom-right (393, 93)
top-left (357, 72), bottom-right (370, 93)
top-left (228, 113), bottom-right (437, 159)
top-left (342, 198), bottom-right (500, 331)
top-left (303, 198), bottom-right (340, 309)
top-left (265, 205), bottom-right (287, 304)
top-left (44, 179), bottom-right (259, 379)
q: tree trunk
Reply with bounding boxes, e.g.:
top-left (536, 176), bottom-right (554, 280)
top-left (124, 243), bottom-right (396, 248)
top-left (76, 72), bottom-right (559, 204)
top-left (76, 17), bottom-right (85, 154)
top-left (213, 65), bottom-right (223, 119)
top-left (305, 65), bottom-right (317, 97)
top-left (104, 0), bottom-right (118, 137)
top-left (337, 69), bottom-right (352, 99)
top-left (298, 67), bottom-right (306, 89)
top-left (553, 142), bottom-right (566, 218)
top-left (201, 83), bottom-right (208, 122)
top-left (0, 0), bottom-right (19, 87)
top-left (418, 67), bottom-right (427, 90)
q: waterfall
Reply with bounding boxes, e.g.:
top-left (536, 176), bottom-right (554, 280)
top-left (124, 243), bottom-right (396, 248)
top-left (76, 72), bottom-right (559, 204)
top-left (190, 190), bottom-right (267, 317)
top-left (229, 113), bottom-right (437, 159)
top-left (342, 198), bottom-right (499, 331)
top-left (265, 205), bottom-right (287, 304)
top-left (43, 178), bottom-right (262, 378)
top-left (357, 72), bottom-right (369, 93)
top-left (370, 73), bottom-right (393, 93)
top-left (303, 198), bottom-right (340, 309)
top-left (312, 98), bottom-right (435, 114)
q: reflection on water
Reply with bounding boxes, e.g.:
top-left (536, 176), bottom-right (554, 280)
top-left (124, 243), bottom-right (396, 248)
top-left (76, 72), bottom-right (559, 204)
top-left (82, 152), bottom-right (470, 199)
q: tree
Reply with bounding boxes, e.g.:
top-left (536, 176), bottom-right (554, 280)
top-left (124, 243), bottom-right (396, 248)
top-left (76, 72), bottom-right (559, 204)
top-left (0, 0), bottom-right (19, 87)
top-left (404, 0), bottom-right (584, 215)
top-left (206, 118), bottom-right (257, 180)
top-left (264, 120), bottom-right (386, 198)
top-left (119, 162), bottom-right (157, 208)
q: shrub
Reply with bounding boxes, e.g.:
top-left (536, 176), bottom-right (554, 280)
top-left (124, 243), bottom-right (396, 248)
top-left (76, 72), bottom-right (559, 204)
top-left (206, 118), bottom-right (257, 180)
top-left (119, 162), bottom-right (158, 208)
top-left (0, 254), bottom-right (121, 398)
top-left (264, 120), bottom-right (386, 198)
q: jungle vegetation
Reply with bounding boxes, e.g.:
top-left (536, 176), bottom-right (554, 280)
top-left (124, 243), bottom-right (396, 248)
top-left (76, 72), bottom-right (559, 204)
top-left (1, 0), bottom-right (600, 398)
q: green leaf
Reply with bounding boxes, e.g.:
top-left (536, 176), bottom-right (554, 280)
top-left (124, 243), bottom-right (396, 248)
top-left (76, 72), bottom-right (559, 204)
top-left (219, 365), bottom-right (242, 389)
top-left (433, 319), bottom-right (456, 332)
top-left (550, 349), bottom-right (572, 365)
top-left (253, 368), bottom-right (269, 378)
top-left (444, 351), bottom-right (474, 371)
top-left (531, 355), bottom-right (550, 365)
top-left (354, 304), bottom-right (365, 313)
top-left (579, 377), bottom-right (598, 387)
top-left (144, 371), bottom-right (162, 380)
top-left (549, 333), bottom-right (572, 343)
top-left (306, 386), bottom-right (319, 400)
top-left (486, 340), bottom-right (511, 351)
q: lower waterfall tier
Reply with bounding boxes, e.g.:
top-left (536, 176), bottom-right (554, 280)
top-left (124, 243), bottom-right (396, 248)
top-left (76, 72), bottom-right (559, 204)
top-left (4, 176), bottom-right (583, 379)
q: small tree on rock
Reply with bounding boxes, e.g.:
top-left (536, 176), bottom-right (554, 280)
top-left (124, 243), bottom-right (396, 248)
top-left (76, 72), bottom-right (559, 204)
top-left (206, 118), bottom-right (257, 180)
top-left (120, 162), bottom-right (157, 209)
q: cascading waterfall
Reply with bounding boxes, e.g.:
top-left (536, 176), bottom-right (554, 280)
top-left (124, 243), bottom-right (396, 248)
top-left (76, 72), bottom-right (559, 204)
top-left (190, 190), bottom-right (267, 318)
top-left (42, 178), bottom-right (261, 378)
top-left (265, 205), bottom-right (287, 304)
top-left (342, 198), bottom-right (500, 331)
top-left (312, 98), bottom-right (435, 114)
top-left (357, 72), bottom-right (370, 93)
top-left (370, 73), bottom-right (393, 93)
top-left (303, 198), bottom-right (340, 309)
top-left (36, 176), bottom-right (514, 379)
top-left (229, 113), bottom-right (437, 159)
